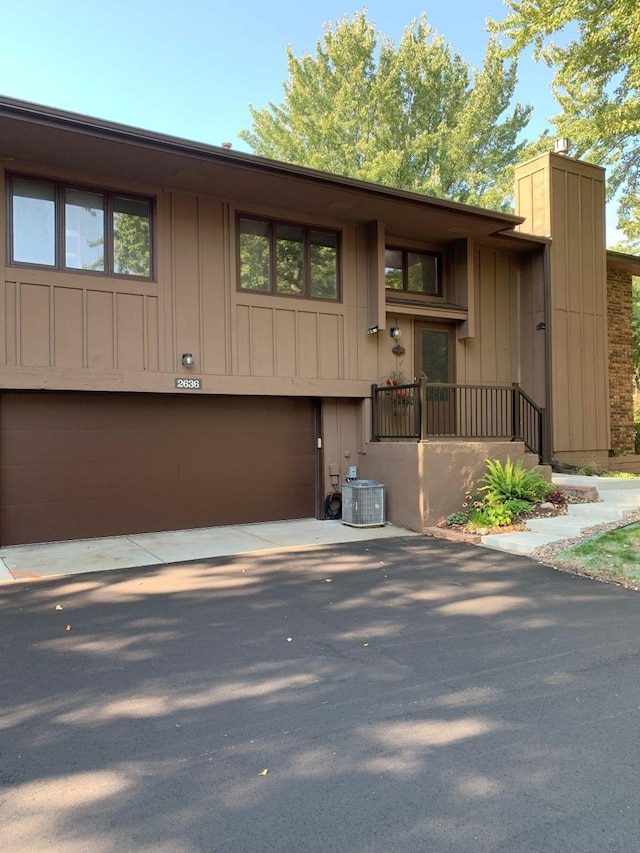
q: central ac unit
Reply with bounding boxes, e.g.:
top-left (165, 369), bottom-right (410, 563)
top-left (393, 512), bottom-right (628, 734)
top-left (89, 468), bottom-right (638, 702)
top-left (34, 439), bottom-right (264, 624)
top-left (342, 480), bottom-right (385, 528)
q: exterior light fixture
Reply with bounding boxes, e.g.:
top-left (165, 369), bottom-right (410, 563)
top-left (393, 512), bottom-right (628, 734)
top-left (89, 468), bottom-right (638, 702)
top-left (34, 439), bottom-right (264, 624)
top-left (390, 326), bottom-right (401, 339)
top-left (367, 325), bottom-right (379, 335)
top-left (554, 138), bottom-right (570, 156)
top-left (182, 353), bottom-right (194, 367)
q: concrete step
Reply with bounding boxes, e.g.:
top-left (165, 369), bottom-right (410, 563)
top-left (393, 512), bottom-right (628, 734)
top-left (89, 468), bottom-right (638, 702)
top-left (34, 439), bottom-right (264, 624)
top-left (478, 474), bottom-right (640, 557)
top-left (597, 489), bottom-right (640, 507)
top-left (480, 531), bottom-right (562, 556)
top-left (554, 474), bottom-right (640, 493)
top-left (526, 517), bottom-right (592, 536)
top-left (566, 503), bottom-right (628, 521)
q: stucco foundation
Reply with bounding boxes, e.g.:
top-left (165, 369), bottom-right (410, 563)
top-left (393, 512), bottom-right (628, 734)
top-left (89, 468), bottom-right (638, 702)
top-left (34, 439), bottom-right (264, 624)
top-left (360, 440), bottom-right (547, 532)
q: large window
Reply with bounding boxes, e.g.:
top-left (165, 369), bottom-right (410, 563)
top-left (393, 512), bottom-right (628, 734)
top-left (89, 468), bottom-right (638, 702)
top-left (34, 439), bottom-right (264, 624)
top-left (8, 175), bottom-right (153, 279)
top-left (385, 247), bottom-right (441, 296)
top-left (238, 215), bottom-right (339, 300)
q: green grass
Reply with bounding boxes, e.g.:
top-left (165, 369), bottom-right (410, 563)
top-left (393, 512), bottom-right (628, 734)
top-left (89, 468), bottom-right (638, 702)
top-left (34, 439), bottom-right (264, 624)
top-left (555, 523), bottom-right (640, 587)
top-left (574, 463), bottom-right (639, 479)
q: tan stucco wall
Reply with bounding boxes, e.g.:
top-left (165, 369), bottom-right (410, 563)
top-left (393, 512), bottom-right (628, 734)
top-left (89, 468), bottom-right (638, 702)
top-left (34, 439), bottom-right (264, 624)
top-left (358, 442), bottom-right (425, 531)
top-left (359, 439), bottom-right (545, 531)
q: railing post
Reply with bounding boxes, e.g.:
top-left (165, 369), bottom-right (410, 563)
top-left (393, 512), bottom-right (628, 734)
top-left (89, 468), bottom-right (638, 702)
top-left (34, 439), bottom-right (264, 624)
top-left (539, 406), bottom-right (547, 463)
top-left (420, 377), bottom-right (427, 440)
top-left (371, 384), bottom-right (379, 441)
top-left (512, 382), bottom-right (522, 442)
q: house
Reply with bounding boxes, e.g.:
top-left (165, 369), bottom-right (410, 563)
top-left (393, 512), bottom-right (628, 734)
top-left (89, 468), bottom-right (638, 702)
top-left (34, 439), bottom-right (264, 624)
top-left (0, 96), bottom-right (638, 546)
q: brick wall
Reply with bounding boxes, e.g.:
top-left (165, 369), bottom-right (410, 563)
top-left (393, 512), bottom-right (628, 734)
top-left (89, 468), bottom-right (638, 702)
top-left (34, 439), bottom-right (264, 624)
top-left (607, 269), bottom-right (635, 454)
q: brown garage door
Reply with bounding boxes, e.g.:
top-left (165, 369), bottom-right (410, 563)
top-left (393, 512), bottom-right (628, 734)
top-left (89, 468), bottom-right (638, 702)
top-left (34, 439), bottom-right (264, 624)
top-left (0, 392), bottom-right (317, 545)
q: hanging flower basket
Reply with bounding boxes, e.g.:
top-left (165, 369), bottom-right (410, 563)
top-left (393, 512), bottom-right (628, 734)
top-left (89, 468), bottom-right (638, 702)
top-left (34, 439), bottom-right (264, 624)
top-left (392, 396), bottom-right (412, 416)
top-left (383, 365), bottom-right (414, 415)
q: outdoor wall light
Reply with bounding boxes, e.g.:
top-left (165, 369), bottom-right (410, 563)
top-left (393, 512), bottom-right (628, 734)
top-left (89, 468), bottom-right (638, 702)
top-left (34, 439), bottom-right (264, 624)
top-left (554, 137), bottom-right (570, 156)
top-left (367, 325), bottom-right (379, 335)
top-left (182, 353), bottom-right (194, 367)
top-left (390, 326), bottom-right (401, 339)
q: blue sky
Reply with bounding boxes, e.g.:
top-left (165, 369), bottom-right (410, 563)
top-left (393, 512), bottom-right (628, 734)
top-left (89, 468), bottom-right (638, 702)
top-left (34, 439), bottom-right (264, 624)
top-left (2, 0), bottom-right (557, 145)
top-left (1, 1), bottom-right (618, 238)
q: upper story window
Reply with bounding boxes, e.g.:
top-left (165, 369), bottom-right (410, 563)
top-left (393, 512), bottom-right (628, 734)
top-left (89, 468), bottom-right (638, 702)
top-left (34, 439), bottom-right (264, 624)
top-left (238, 215), bottom-right (339, 301)
top-left (385, 247), bottom-right (442, 296)
top-left (8, 175), bottom-right (153, 279)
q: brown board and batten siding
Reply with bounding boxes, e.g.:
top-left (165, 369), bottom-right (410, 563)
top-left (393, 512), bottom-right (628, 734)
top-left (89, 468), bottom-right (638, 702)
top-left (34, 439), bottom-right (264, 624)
top-left (0, 165), bottom-right (376, 392)
top-left (1, 277), bottom-right (161, 373)
top-left (515, 153), bottom-right (609, 464)
top-left (456, 247), bottom-right (520, 386)
top-left (0, 392), bottom-right (317, 545)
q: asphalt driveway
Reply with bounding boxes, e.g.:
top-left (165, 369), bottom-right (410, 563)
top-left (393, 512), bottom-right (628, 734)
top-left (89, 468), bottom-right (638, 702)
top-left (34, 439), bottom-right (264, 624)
top-left (1, 536), bottom-right (639, 852)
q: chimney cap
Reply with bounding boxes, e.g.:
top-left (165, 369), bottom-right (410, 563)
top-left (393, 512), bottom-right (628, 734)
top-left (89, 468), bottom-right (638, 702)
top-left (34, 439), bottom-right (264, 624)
top-left (221, 141), bottom-right (232, 150)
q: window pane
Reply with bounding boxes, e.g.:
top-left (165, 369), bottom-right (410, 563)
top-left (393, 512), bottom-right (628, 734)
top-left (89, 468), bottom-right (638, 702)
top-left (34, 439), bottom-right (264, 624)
top-left (276, 224), bottom-right (304, 295)
top-left (407, 252), bottom-right (439, 294)
top-left (113, 196), bottom-right (151, 277)
top-left (12, 179), bottom-right (56, 266)
top-left (384, 249), bottom-right (403, 290)
top-left (422, 329), bottom-right (450, 402)
top-left (239, 218), bottom-right (270, 291)
top-left (65, 189), bottom-right (105, 271)
top-left (310, 231), bottom-right (338, 299)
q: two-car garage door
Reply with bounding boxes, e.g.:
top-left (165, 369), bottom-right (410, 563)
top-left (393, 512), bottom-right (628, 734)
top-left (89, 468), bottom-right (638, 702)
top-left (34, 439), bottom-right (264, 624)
top-left (0, 392), bottom-right (317, 546)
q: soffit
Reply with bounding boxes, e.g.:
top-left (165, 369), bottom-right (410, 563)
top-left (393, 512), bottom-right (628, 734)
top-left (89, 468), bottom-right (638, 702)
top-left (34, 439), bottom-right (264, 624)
top-left (0, 96), bottom-right (545, 247)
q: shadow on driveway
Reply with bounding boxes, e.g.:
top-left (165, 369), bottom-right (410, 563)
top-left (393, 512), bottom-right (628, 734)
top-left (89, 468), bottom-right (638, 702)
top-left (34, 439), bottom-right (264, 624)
top-left (1, 537), bottom-right (639, 852)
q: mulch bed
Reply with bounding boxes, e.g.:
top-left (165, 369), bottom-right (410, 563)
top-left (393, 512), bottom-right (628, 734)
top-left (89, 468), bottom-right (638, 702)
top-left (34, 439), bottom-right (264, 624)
top-left (430, 486), bottom-right (600, 540)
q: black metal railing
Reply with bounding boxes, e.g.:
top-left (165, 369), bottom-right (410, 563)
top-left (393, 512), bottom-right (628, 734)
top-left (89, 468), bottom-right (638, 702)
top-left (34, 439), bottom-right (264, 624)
top-left (372, 380), bottom-right (546, 461)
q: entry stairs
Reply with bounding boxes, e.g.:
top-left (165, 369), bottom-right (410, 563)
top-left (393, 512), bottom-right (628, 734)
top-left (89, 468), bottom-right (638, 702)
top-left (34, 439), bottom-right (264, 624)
top-left (481, 474), bottom-right (640, 556)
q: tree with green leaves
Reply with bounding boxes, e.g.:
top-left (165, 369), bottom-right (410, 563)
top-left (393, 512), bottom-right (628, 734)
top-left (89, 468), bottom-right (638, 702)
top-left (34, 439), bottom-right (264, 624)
top-left (240, 11), bottom-right (531, 211)
top-left (491, 0), bottom-right (640, 248)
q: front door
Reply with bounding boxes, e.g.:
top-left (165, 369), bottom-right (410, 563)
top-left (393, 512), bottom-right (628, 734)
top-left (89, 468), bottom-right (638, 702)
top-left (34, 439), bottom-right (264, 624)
top-left (414, 323), bottom-right (456, 435)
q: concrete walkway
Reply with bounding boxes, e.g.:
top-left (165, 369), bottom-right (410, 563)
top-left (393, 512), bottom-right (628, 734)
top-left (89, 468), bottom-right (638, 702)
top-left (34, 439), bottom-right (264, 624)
top-left (481, 474), bottom-right (640, 555)
top-left (0, 518), bottom-right (417, 583)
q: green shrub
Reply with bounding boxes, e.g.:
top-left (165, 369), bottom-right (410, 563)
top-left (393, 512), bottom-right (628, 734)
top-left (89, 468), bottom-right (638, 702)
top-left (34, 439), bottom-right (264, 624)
top-left (467, 503), bottom-right (514, 530)
top-left (504, 498), bottom-right (535, 516)
top-left (480, 457), bottom-right (551, 503)
top-left (575, 462), bottom-right (603, 476)
top-left (446, 511), bottom-right (469, 526)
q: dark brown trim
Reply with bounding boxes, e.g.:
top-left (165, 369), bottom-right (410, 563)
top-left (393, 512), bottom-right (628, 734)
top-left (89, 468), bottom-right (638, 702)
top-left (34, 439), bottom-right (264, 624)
top-left (384, 245), bottom-right (443, 298)
top-left (314, 398), bottom-right (323, 519)
top-left (236, 212), bottom-right (341, 302)
top-left (413, 321), bottom-right (457, 383)
top-left (5, 172), bottom-right (156, 282)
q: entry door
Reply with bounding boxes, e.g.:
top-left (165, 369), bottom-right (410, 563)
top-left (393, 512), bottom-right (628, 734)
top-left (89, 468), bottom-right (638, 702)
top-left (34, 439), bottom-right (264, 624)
top-left (414, 323), bottom-right (456, 435)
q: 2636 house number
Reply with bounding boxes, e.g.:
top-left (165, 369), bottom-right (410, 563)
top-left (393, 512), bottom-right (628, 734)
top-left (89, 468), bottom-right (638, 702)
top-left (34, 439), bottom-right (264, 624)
top-left (175, 378), bottom-right (202, 389)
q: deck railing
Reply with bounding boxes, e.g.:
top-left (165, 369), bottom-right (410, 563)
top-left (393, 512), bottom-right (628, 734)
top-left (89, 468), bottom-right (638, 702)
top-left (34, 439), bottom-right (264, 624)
top-left (372, 380), bottom-right (546, 461)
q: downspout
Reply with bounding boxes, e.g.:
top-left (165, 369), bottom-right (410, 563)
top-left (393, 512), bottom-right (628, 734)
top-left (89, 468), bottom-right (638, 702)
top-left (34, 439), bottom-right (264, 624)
top-left (543, 242), bottom-right (554, 464)
top-left (542, 241), bottom-right (575, 471)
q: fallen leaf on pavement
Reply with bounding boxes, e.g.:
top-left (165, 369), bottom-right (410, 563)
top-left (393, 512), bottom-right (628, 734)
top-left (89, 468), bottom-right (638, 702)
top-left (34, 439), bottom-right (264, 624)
top-left (55, 605), bottom-right (64, 611)
top-left (258, 768), bottom-right (268, 776)
top-left (65, 625), bottom-right (72, 631)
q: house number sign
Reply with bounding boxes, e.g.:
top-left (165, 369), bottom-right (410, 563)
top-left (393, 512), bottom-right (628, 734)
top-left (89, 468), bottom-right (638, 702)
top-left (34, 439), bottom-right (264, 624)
top-left (175, 378), bottom-right (202, 389)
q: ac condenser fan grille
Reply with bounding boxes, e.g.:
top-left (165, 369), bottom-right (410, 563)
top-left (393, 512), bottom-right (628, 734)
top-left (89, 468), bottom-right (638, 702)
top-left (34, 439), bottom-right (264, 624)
top-left (342, 480), bottom-right (385, 528)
